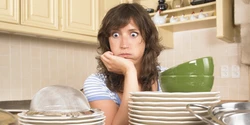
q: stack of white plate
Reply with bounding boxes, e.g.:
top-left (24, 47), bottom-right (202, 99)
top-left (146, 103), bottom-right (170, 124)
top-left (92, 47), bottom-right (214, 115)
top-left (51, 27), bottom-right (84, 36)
top-left (129, 91), bottom-right (220, 125)
top-left (17, 109), bottom-right (105, 125)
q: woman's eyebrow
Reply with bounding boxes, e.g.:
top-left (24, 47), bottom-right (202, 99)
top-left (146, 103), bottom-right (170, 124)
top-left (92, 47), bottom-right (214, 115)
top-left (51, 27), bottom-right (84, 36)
top-left (128, 29), bottom-right (140, 32)
top-left (110, 29), bottom-right (119, 32)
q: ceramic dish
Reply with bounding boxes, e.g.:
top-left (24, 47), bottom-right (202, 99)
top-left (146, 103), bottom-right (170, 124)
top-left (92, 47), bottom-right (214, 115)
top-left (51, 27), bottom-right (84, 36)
top-left (128, 100), bottom-right (220, 107)
top-left (129, 113), bottom-right (204, 121)
top-left (160, 75), bottom-right (214, 92)
top-left (18, 116), bottom-right (105, 124)
top-left (129, 117), bottom-right (206, 125)
top-left (129, 109), bottom-right (208, 117)
top-left (129, 120), bottom-right (146, 125)
top-left (18, 109), bottom-right (104, 120)
top-left (128, 104), bottom-right (205, 111)
top-left (161, 56), bottom-right (214, 75)
top-left (19, 119), bottom-right (105, 125)
top-left (130, 96), bottom-right (220, 102)
top-left (130, 91), bottom-right (220, 98)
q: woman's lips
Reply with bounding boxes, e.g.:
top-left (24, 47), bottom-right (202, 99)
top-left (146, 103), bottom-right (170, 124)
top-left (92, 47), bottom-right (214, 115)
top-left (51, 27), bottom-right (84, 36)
top-left (119, 53), bottom-right (131, 58)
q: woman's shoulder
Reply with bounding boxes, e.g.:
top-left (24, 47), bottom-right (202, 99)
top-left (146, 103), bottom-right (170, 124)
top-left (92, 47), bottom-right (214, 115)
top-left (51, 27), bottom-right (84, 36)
top-left (157, 66), bottom-right (167, 73)
top-left (85, 73), bottom-right (105, 82)
top-left (83, 73), bottom-right (121, 105)
top-left (83, 73), bottom-right (107, 88)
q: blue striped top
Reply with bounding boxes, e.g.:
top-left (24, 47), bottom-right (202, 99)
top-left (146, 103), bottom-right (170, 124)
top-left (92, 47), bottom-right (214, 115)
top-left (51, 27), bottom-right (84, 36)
top-left (83, 67), bottom-right (166, 106)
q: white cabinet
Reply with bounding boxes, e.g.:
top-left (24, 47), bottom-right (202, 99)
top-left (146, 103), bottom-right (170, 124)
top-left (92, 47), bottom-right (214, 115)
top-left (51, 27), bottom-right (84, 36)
top-left (99, 0), bottom-right (124, 25)
top-left (0, 0), bottom-right (19, 24)
top-left (0, 0), bottom-right (123, 44)
top-left (62, 0), bottom-right (98, 36)
top-left (62, 0), bottom-right (123, 36)
top-left (21, 0), bottom-right (58, 30)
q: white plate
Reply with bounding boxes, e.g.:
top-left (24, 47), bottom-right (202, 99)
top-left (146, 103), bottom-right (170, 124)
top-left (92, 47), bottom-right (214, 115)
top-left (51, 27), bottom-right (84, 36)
top-left (129, 120), bottom-right (146, 125)
top-left (128, 100), bottom-right (220, 107)
top-left (129, 109), bottom-right (208, 117)
top-left (129, 113), bottom-right (203, 121)
top-left (18, 110), bottom-right (104, 120)
top-left (129, 117), bottom-right (206, 125)
top-left (128, 104), bottom-right (205, 111)
top-left (18, 116), bottom-right (105, 124)
top-left (130, 96), bottom-right (220, 102)
top-left (19, 119), bottom-right (105, 125)
top-left (130, 91), bottom-right (220, 98)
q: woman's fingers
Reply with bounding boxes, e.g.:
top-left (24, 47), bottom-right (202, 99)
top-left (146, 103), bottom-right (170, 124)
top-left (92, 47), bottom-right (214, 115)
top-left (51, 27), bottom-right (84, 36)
top-left (101, 51), bottom-right (135, 74)
top-left (101, 52), bottom-right (124, 73)
top-left (101, 52), bottom-right (113, 63)
top-left (101, 55), bottom-right (111, 68)
top-left (101, 52), bottom-right (117, 72)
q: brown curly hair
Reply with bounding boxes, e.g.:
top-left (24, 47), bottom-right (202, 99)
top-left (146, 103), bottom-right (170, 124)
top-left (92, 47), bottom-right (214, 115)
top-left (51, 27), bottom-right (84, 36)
top-left (96, 3), bottom-right (165, 93)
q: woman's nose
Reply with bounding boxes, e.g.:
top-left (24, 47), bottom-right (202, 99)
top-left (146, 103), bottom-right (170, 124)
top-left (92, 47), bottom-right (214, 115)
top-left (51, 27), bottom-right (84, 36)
top-left (120, 36), bottom-right (129, 49)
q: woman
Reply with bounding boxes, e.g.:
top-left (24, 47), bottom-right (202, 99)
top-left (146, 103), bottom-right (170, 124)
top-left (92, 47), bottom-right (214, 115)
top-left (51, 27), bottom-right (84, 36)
top-left (83, 3), bottom-right (165, 125)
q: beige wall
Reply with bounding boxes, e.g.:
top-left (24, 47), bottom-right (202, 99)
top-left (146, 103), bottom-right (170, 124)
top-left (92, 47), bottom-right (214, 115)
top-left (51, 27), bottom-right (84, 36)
top-left (0, 33), bottom-right (98, 101)
top-left (0, 26), bottom-right (249, 101)
top-left (159, 27), bottom-right (249, 101)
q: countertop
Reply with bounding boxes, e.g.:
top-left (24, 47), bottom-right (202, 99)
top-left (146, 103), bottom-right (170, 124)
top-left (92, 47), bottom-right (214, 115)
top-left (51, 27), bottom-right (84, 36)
top-left (0, 100), bottom-right (30, 113)
top-left (220, 100), bottom-right (249, 103)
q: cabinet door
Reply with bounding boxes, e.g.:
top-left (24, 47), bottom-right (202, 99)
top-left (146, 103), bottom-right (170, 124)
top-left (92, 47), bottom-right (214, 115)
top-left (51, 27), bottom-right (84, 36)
top-left (98, 0), bottom-right (123, 25)
top-left (216, 0), bottom-right (234, 42)
top-left (21, 0), bottom-right (59, 30)
top-left (0, 0), bottom-right (19, 24)
top-left (62, 0), bottom-right (98, 36)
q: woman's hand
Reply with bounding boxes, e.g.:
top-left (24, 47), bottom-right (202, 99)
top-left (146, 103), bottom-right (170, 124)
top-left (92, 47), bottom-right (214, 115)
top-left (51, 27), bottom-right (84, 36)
top-left (101, 51), bottom-right (135, 74)
top-left (100, 51), bottom-right (140, 125)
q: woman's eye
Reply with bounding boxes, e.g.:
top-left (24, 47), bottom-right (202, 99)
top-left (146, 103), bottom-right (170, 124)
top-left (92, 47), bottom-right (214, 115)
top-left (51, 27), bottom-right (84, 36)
top-left (131, 32), bottom-right (138, 37)
top-left (112, 33), bottom-right (119, 38)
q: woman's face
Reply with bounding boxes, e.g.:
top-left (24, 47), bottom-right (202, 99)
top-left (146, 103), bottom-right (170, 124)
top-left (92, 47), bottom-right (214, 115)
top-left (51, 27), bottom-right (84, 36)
top-left (108, 19), bottom-right (145, 67)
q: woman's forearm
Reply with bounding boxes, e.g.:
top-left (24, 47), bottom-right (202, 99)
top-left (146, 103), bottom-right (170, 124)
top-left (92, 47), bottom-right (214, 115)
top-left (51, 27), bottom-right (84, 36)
top-left (111, 68), bottom-right (139, 125)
